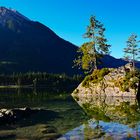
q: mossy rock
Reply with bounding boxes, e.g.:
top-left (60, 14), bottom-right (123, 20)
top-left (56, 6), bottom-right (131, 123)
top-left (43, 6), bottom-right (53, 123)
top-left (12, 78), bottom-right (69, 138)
top-left (82, 68), bottom-right (110, 87)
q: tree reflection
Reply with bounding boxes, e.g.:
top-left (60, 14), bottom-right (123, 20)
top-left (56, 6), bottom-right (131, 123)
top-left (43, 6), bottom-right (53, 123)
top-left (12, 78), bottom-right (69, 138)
top-left (79, 96), bottom-right (140, 127)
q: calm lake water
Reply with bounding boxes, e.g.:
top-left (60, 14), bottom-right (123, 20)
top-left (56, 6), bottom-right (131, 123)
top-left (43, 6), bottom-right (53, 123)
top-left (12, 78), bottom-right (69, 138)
top-left (0, 89), bottom-right (140, 140)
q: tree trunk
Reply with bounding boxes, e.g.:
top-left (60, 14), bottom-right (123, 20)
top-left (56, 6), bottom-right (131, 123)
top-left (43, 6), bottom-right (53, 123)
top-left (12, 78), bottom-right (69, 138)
top-left (133, 60), bottom-right (135, 71)
top-left (92, 35), bottom-right (97, 70)
top-left (132, 53), bottom-right (135, 71)
top-left (136, 81), bottom-right (140, 99)
top-left (93, 45), bottom-right (97, 70)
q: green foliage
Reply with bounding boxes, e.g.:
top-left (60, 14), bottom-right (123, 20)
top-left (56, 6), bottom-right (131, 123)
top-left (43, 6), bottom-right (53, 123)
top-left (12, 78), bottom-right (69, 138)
top-left (82, 75), bottom-right (92, 87)
top-left (73, 89), bottom-right (79, 95)
top-left (74, 16), bottom-right (110, 74)
top-left (81, 97), bottom-right (140, 130)
top-left (124, 34), bottom-right (140, 70)
top-left (82, 103), bottom-right (111, 122)
top-left (114, 101), bottom-right (140, 126)
top-left (114, 77), bottom-right (129, 92)
top-left (114, 70), bottom-right (140, 92)
top-left (129, 77), bottom-right (138, 89)
top-left (0, 72), bottom-right (83, 92)
top-left (73, 95), bottom-right (79, 101)
top-left (82, 68), bottom-right (110, 87)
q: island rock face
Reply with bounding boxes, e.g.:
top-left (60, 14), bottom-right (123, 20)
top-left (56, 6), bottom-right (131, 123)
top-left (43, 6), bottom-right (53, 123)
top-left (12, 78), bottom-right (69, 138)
top-left (72, 64), bottom-right (140, 102)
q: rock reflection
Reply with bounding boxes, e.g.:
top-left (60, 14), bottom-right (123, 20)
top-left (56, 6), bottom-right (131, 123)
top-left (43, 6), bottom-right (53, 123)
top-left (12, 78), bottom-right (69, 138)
top-left (59, 96), bottom-right (140, 139)
top-left (80, 97), bottom-right (140, 126)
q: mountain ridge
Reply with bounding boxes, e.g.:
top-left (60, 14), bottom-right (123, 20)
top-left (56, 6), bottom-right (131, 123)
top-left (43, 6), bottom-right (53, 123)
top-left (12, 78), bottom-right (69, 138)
top-left (0, 7), bottom-right (82, 75)
top-left (0, 7), bottom-right (139, 75)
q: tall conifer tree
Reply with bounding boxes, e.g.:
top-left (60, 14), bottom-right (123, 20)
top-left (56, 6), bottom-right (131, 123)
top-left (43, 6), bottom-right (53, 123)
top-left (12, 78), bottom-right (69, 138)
top-left (74, 16), bottom-right (110, 74)
top-left (124, 34), bottom-right (140, 70)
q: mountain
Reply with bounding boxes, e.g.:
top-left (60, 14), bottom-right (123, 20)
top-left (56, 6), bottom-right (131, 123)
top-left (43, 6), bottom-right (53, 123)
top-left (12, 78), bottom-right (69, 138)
top-left (0, 7), bottom-right (139, 75)
top-left (101, 55), bottom-right (140, 69)
top-left (0, 7), bottom-right (81, 75)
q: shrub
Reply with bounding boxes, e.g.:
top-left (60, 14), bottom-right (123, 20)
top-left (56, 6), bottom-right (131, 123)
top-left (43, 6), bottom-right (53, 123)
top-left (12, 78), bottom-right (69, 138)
top-left (82, 68), bottom-right (110, 87)
top-left (82, 75), bottom-right (91, 87)
top-left (73, 89), bottom-right (79, 94)
top-left (114, 70), bottom-right (140, 92)
top-left (129, 77), bottom-right (139, 90)
top-left (74, 96), bottom-right (79, 101)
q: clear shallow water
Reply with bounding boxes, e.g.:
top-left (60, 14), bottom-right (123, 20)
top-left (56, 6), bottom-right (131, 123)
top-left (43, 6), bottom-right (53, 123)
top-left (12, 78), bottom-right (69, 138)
top-left (0, 89), bottom-right (140, 140)
top-left (58, 96), bottom-right (140, 140)
top-left (0, 88), bottom-right (87, 140)
top-left (59, 119), bottom-right (140, 140)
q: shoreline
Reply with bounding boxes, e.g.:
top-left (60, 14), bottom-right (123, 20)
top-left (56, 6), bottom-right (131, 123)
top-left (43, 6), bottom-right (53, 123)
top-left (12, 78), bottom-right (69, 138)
top-left (0, 85), bottom-right (33, 89)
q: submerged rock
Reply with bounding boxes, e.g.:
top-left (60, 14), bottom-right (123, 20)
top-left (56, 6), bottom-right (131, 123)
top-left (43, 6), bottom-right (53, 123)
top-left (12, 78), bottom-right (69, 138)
top-left (72, 64), bottom-right (140, 101)
top-left (0, 107), bottom-right (31, 124)
top-left (0, 124), bottom-right (61, 140)
top-left (0, 107), bottom-right (53, 125)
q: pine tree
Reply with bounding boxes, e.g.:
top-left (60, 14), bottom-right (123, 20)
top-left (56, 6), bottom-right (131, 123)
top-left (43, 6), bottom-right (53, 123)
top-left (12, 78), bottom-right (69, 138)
top-left (74, 16), bottom-right (110, 74)
top-left (124, 34), bottom-right (140, 70)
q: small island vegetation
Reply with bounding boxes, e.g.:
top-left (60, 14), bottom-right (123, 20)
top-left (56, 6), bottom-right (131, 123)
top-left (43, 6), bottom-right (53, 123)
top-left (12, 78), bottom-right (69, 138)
top-left (82, 68), bottom-right (110, 87)
top-left (73, 15), bottom-right (140, 97)
top-left (73, 16), bottom-right (110, 74)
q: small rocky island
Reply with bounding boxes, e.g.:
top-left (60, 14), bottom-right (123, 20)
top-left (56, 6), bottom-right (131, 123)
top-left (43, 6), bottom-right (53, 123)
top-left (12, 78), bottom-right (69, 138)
top-left (72, 63), bottom-right (140, 102)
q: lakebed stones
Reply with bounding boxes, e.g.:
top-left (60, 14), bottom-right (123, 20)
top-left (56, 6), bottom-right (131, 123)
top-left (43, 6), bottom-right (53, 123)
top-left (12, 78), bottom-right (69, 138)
top-left (0, 124), bottom-right (61, 140)
top-left (0, 107), bottom-right (59, 126)
top-left (0, 107), bottom-right (38, 124)
top-left (41, 125), bottom-right (61, 139)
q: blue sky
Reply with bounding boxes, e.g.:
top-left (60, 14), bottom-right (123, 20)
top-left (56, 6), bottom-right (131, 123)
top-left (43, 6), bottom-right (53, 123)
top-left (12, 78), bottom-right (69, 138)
top-left (0, 0), bottom-right (140, 58)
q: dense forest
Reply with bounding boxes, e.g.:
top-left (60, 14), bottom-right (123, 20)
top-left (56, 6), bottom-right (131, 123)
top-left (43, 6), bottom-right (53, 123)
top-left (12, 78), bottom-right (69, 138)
top-left (0, 72), bottom-right (83, 92)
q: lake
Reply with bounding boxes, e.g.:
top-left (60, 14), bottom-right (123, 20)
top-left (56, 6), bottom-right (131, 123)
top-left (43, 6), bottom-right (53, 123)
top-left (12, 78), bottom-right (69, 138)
top-left (0, 89), bottom-right (140, 140)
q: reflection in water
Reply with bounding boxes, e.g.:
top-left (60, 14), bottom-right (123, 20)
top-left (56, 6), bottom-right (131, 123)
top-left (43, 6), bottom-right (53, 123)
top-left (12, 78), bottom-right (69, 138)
top-left (1, 89), bottom-right (140, 139)
top-left (59, 96), bottom-right (140, 140)
top-left (0, 89), bottom-right (87, 139)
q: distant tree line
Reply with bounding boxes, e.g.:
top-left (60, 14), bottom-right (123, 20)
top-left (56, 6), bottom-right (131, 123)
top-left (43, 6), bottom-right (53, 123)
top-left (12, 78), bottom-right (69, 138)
top-left (0, 72), bottom-right (83, 92)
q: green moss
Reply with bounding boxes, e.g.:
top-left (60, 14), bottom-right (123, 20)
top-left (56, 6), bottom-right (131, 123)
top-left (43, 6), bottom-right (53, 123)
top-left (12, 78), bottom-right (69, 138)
top-left (73, 89), bottom-right (79, 94)
top-left (82, 103), bottom-right (111, 122)
top-left (114, 70), bottom-right (140, 92)
top-left (82, 75), bottom-right (92, 87)
top-left (129, 78), bottom-right (138, 89)
top-left (82, 68), bottom-right (110, 87)
top-left (74, 96), bottom-right (79, 101)
top-left (82, 67), bottom-right (140, 91)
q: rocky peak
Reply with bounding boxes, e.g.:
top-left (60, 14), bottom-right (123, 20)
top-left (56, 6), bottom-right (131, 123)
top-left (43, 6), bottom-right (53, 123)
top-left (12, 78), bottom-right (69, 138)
top-left (0, 6), bottom-right (30, 28)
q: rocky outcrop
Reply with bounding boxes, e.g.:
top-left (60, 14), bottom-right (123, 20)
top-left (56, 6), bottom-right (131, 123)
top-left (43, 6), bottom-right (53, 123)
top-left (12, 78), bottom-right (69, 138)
top-left (0, 107), bottom-right (56, 125)
top-left (72, 64), bottom-right (139, 101)
top-left (0, 107), bottom-right (34, 124)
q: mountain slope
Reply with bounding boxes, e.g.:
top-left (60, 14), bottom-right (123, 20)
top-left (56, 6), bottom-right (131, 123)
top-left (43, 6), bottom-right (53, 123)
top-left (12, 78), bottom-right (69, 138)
top-left (101, 55), bottom-right (140, 69)
top-left (0, 7), bottom-right (139, 75)
top-left (0, 7), bottom-right (81, 75)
